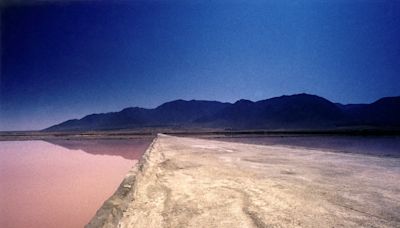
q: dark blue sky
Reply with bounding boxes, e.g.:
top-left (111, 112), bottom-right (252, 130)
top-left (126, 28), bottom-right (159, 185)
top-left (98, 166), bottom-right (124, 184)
top-left (1, 0), bottom-right (400, 130)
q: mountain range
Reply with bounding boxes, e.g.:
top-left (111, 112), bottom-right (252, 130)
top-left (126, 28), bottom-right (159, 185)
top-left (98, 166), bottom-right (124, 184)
top-left (45, 93), bottom-right (400, 131)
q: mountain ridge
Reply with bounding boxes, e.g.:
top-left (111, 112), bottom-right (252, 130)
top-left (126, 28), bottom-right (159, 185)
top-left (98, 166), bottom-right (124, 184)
top-left (44, 94), bottom-right (400, 131)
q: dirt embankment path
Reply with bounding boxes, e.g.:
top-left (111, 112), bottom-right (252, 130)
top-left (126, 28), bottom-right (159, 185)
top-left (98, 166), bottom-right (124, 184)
top-left (87, 134), bottom-right (400, 228)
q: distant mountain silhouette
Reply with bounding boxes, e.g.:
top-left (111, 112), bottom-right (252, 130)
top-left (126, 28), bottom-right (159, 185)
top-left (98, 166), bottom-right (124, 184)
top-left (196, 94), bottom-right (347, 129)
top-left (342, 96), bottom-right (400, 127)
top-left (44, 94), bottom-right (400, 131)
top-left (46, 100), bottom-right (229, 131)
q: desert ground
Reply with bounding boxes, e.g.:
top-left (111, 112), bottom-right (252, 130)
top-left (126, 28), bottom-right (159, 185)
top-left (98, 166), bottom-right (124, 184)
top-left (87, 134), bottom-right (400, 228)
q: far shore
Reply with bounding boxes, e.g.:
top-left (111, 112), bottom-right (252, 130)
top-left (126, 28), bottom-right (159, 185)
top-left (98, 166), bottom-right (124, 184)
top-left (1, 127), bottom-right (400, 141)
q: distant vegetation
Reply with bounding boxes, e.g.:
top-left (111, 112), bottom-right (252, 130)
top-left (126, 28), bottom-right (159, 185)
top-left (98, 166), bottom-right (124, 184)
top-left (45, 94), bottom-right (400, 132)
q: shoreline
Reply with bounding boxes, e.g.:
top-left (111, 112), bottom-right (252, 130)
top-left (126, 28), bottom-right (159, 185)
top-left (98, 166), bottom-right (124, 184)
top-left (2, 128), bottom-right (400, 141)
top-left (85, 136), bottom-right (159, 227)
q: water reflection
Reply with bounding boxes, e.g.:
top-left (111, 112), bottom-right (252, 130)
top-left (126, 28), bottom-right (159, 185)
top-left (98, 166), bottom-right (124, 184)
top-left (46, 138), bottom-right (153, 160)
top-left (0, 139), bottom-right (152, 228)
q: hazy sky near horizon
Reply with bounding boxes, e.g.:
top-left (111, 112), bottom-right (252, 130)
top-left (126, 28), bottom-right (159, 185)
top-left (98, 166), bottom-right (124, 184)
top-left (1, 0), bottom-right (400, 131)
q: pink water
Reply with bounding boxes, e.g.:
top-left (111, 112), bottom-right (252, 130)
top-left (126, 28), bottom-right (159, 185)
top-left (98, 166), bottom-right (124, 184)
top-left (0, 139), bottom-right (152, 228)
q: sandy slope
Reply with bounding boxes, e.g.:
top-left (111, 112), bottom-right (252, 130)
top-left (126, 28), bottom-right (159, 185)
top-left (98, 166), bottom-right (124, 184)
top-left (87, 134), bottom-right (400, 228)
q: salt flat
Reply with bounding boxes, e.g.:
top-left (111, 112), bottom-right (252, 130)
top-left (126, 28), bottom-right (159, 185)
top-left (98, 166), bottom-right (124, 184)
top-left (87, 134), bottom-right (400, 228)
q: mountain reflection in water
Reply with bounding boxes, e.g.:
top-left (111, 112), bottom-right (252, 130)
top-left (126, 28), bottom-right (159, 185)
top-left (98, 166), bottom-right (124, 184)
top-left (46, 138), bottom-right (153, 160)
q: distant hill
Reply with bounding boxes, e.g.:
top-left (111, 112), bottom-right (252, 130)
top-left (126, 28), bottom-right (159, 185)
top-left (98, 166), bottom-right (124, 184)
top-left (341, 96), bottom-right (400, 126)
top-left (45, 100), bottom-right (230, 131)
top-left (196, 94), bottom-right (347, 129)
top-left (44, 94), bottom-right (400, 131)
